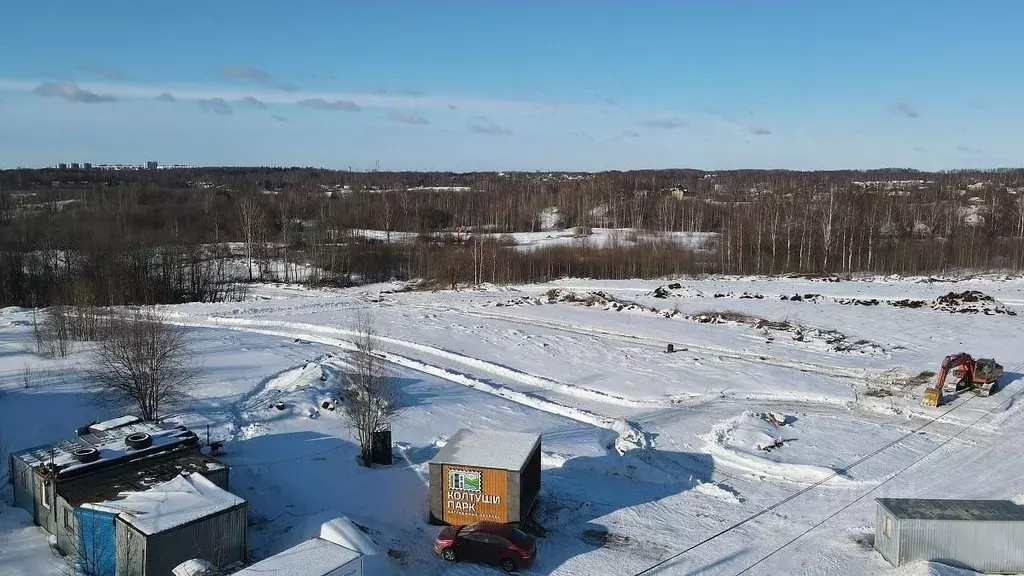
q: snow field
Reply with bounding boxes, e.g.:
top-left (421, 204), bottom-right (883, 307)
top-left (2, 275), bottom-right (1024, 575)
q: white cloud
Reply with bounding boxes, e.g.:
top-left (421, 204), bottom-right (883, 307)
top-left (298, 98), bottom-right (361, 112)
top-left (388, 112), bottom-right (429, 125)
top-left (33, 81), bottom-right (116, 103)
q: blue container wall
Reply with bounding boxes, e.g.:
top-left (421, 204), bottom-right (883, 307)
top-left (74, 507), bottom-right (117, 576)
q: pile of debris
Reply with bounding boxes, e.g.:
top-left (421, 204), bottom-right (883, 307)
top-left (648, 283), bottom-right (703, 299)
top-left (690, 312), bottom-right (886, 355)
top-left (488, 295), bottom-right (545, 308)
top-left (651, 283), bottom-right (683, 298)
top-left (715, 291), bottom-right (765, 300)
top-left (931, 290), bottom-right (1017, 315)
top-left (544, 289), bottom-right (664, 315)
top-left (785, 273), bottom-right (842, 283)
top-left (835, 297), bottom-right (881, 306)
top-left (780, 293), bottom-right (824, 303)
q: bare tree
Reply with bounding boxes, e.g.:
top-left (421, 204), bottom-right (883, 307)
top-left (60, 509), bottom-right (140, 576)
top-left (38, 305), bottom-right (73, 358)
top-left (235, 195), bottom-right (265, 282)
top-left (377, 192), bottom-right (396, 244)
top-left (89, 309), bottom-right (199, 421)
top-left (342, 312), bottom-right (402, 467)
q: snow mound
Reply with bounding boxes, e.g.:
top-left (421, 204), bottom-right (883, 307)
top-left (694, 481), bottom-right (742, 504)
top-left (1013, 493), bottom-right (1024, 506)
top-left (320, 517), bottom-right (399, 576)
top-left (610, 419), bottom-right (654, 455)
top-left (703, 411), bottom-right (863, 486)
top-left (240, 422), bottom-right (268, 439)
top-left (172, 559), bottom-right (216, 576)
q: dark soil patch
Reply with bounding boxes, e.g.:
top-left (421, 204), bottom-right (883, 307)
top-left (581, 528), bottom-right (633, 550)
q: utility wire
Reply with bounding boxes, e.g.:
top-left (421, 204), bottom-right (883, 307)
top-left (632, 361), bottom-right (1023, 576)
top-left (731, 382), bottom-right (1024, 575)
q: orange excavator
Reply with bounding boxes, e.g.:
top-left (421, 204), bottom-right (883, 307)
top-left (921, 352), bottom-right (1003, 407)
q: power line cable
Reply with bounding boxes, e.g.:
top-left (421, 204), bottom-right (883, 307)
top-left (632, 361), bottom-right (1023, 576)
top-left (731, 382), bottom-right (1024, 575)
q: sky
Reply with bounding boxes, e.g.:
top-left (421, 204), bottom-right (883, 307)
top-left (1, 1), bottom-right (1022, 171)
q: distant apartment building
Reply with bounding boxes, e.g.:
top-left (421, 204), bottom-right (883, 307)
top-left (146, 161), bottom-right (158, 169)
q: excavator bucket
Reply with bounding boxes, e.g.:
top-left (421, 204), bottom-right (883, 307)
top-left (921, 386), bottom-right (943, 407)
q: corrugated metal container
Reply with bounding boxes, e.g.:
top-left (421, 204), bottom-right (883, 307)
top-left (428, 429), bottom-right (541, 526)
top-left (875, 498), bottom-right (1024, 573)
top-left (232, 538), bottom-right (362, 576)
top-left (9, 455), bottom-right (36, 518)
top-left (116, 501), bottom-right (248, 576)
top-left (201, 465), bottom-right (230, 491)
top-left (74, 506), bottom-right (118, 576)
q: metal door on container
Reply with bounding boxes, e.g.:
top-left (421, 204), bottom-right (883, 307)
top-left (458, 532), bottom-right (490, 562)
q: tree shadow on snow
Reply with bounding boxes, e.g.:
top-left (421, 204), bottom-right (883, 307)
top-left (319, 362), bottom-right (430, 409)
top-left (220, 429), bottom-right (429, 571)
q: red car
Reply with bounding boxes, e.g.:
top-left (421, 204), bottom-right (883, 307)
top-left (434, 521), bottom-right (538, 573)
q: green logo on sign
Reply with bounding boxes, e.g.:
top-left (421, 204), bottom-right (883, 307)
top-left (449, 469), bottom-right (482, 492)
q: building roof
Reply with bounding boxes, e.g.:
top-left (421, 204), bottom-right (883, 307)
top-left (13, 415), bottom-right (202, 478)
top-left (231, 538), bottom-right (361, 576)
top-left (877, 498), bottom-right (1024, 522)
top-left (430, 429), bottom-right (541, 471)
top-left (81, 473), bottom-right (244, 536)
top-left (59, 451), bottom-right (227, 507)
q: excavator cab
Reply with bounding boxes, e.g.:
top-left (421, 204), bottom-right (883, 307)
top-left (974, 358), bottom-right (1003, 396)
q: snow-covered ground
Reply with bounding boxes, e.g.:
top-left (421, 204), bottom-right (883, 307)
top-left (2, 274), bottom-right (1024, 575)
top-left (348, 228), bottom-right (719, 251)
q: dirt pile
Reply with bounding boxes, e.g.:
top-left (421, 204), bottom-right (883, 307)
top-left (542, 289), bottom-right (678, 316)
top-left (931, 290), bottom-right (1017, 315)
top-left (780, 293), bottom-right (824, 303)
top-left (690, 311), bottom-right (887, 355)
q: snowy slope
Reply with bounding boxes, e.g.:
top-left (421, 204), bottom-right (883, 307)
top-left (2, 275), bottom-right (1023, 575)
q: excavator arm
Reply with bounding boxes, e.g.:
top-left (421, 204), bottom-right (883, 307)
top-left (934, 363), bottom-right (950, 391)
top-left (937, 353), bottom-right (974, 390)
top-left (924, 353), bottom-right (975, 407)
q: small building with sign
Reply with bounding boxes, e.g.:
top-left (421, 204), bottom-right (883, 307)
top-left (428, 429), bottom-right (541, 526)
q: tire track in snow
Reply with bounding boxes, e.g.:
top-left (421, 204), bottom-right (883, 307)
top-left (164, 314), bottom-right (684, 467)
top-left (417, 303), bottom-right (875, 381)
top-left (179, 314), bottom-right (659, 409)
top-left (161, 314), bottom-right (623, 433)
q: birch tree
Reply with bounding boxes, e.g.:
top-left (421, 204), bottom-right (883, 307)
top-left (235, 195), bottom-right (264, 282)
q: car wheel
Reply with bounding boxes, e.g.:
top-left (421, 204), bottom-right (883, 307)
top-left (500, 558), bottom-right (518, 573)
top-left (441, 548), bottom-right (456, 562)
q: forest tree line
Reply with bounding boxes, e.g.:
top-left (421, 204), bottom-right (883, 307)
top-left (1, 167), bottom-right (1023, 307)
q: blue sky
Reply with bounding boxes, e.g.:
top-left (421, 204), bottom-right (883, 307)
top-left (1, 1), bottom-right (1021, 171)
